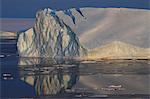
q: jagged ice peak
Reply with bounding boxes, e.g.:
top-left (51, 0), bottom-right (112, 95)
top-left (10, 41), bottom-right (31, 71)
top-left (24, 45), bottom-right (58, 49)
top-left (17, 8), bottom-right (87, 58)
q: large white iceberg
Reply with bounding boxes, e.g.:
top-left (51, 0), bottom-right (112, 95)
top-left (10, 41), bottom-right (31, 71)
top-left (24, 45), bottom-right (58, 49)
top-left (17, 8), bottom-right (87, 57)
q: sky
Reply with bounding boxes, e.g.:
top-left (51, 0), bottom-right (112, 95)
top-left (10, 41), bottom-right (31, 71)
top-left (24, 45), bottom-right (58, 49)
top-left (1, 0), bottom-right (150, 18)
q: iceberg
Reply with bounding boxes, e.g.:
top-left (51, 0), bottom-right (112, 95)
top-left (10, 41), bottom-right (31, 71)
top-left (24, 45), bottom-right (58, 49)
top-left (17, 8), bottom-right (87, 58)
top-left (57, 8), bottom-right (150, 49)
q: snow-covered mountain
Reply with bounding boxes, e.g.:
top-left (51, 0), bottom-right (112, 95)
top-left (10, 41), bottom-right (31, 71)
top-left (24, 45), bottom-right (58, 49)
top-left (17, 8), bottom-right (87, 57)
top-left (86, 41), bottom-right (150, 60)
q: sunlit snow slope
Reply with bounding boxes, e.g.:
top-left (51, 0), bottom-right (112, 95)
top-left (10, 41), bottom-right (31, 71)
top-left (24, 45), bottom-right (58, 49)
top-left (57, 8), bottom-right (150, 49)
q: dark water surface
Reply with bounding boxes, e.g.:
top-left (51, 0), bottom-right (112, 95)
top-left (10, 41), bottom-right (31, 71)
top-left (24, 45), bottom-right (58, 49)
top-left (0, 39), bottom-right (150, 98)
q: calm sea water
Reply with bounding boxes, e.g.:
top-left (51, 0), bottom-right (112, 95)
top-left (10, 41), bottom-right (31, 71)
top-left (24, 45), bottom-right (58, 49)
top-left (0, 39), bottom-right (150, 98)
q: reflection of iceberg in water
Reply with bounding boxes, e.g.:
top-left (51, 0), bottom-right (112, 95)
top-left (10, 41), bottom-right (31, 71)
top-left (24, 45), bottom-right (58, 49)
top-left (18, 58), bottom-right (79, 95)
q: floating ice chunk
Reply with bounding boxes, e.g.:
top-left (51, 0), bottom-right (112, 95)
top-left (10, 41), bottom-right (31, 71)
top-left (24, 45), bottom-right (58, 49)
top-left (0, 54), bottom-right (5, 58)
top-left (3, 73), bottom-right (14, 80)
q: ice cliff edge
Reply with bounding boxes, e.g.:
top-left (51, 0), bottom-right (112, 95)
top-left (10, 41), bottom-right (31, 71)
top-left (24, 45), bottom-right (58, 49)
top-left (17, 8), bottom-right (87, 57)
